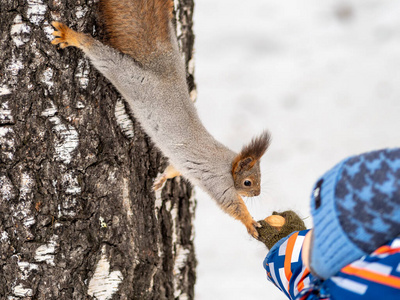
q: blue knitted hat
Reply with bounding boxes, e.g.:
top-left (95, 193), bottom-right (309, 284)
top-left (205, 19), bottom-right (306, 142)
top-left (309, 148), bottom-right (400, 279)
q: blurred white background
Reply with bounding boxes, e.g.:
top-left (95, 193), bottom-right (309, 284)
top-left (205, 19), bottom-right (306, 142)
top-left (192, 1), bottom-right (400, 299)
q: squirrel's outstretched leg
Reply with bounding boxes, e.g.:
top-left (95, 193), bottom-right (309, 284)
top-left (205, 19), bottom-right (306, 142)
top-left (226, 196), bottom-right (261, 239)
top-left (153, 165), bottom-right (181, 191)
top-left (51, 22), bottom-right (145, 92)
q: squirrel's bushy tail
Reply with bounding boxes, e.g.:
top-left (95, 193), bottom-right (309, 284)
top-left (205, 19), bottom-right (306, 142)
top-left (99, 0), bottom-right (174, 65)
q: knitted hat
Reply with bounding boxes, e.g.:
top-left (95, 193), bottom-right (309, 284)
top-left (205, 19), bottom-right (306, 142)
top-left (257, 210), bottom-right (306, 249)
top-left (310, 148), bottom-right (400, 279)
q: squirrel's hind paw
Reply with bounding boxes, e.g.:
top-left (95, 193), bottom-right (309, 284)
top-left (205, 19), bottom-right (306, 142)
top-left (153, 176), bottom-right (167, 191)
top-left (153, 165), bottom-right (181, 191)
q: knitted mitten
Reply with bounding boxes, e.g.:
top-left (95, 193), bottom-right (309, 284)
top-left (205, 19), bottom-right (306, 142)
top-left (257, 210), bottom-right (306, 249)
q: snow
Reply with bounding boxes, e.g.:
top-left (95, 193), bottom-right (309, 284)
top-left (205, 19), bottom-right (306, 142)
top-left (193, 1), bottom-right (400, 299)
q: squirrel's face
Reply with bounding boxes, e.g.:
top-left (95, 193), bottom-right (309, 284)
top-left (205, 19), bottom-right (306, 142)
top-left (232, 131), bottom-right (270, 197)
top-left (233, 160), bottom-right (261, 197)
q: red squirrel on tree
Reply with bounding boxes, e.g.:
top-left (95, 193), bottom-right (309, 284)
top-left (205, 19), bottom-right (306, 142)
top-left (51, 0), bottom-right (270, 238)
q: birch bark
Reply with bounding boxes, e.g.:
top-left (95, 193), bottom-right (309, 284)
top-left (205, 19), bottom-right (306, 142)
top-left (0, 0), bottom-right (196, 299)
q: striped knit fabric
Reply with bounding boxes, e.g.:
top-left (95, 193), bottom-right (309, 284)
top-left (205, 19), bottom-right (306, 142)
top-left (264, 230), bottom-right (311, 299)
top-left (264, 229), bottom-right (400, 300)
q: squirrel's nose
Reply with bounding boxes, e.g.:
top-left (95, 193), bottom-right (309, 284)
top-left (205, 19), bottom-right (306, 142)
top-left (253, 188), bottom-right (261, 197)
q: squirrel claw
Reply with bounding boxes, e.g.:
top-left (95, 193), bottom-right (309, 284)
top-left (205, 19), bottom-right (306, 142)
top-left (153, 176), bottom-right (167, 191)
top-left (153, 165), bottom-right (180, 191)
top-left (153, 172), bottom-right (169, 191)
top-left (50, 21), bottom-right (82, 49)
top-left (246, 220), bottom-right (260, 239)
top-left (248, 228), bottom-right (259, 240)
top-left (51, 38), bottom-right (68, 49)
top-left (51, 22), bottom-right (70, 48)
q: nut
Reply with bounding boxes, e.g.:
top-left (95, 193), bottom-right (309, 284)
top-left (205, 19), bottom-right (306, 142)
top-left (264, 215), bottom-right (285, 231)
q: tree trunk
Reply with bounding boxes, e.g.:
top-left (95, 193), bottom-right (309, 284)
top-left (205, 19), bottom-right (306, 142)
top-left (0, 0), bottom-right (196, 299)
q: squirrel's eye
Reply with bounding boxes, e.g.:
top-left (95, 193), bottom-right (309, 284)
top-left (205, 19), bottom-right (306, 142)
top-left (244, 180), bottom-right (252, 187)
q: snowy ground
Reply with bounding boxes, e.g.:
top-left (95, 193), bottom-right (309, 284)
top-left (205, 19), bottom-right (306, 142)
top-left (193, 1), bottom-right (400, 299)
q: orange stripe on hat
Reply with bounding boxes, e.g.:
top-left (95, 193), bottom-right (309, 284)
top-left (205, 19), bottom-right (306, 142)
top-left (341, 265), bottom-right (400, 289)
top-left (284, 232), bottom-right (299, 288)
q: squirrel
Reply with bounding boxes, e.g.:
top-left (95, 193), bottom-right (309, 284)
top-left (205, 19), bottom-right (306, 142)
top-left (50, 0), bottom-right (270, 238)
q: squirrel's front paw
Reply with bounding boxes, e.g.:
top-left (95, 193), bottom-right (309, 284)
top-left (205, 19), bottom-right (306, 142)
top-left (51, 21), bottom-right (82, 49)
top-left (246, 220), bottom-right (261, 239)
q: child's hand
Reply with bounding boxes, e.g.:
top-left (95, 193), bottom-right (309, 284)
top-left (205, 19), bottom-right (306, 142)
top-left (257, 210), bottom-right (306, 249)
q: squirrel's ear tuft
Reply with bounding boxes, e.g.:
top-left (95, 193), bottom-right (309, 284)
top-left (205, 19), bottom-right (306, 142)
top-left (239, 131), bottom-right (271, 161)
top-left (232, 131), bottom-right (271, 175)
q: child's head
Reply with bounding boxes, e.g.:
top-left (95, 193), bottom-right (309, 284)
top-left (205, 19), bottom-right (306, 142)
top-left (309, 148), bottom-right (400, 279)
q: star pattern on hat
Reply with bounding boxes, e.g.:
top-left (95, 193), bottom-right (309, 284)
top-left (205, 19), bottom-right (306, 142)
top-left (335, 149), bottom-right (400, 253)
